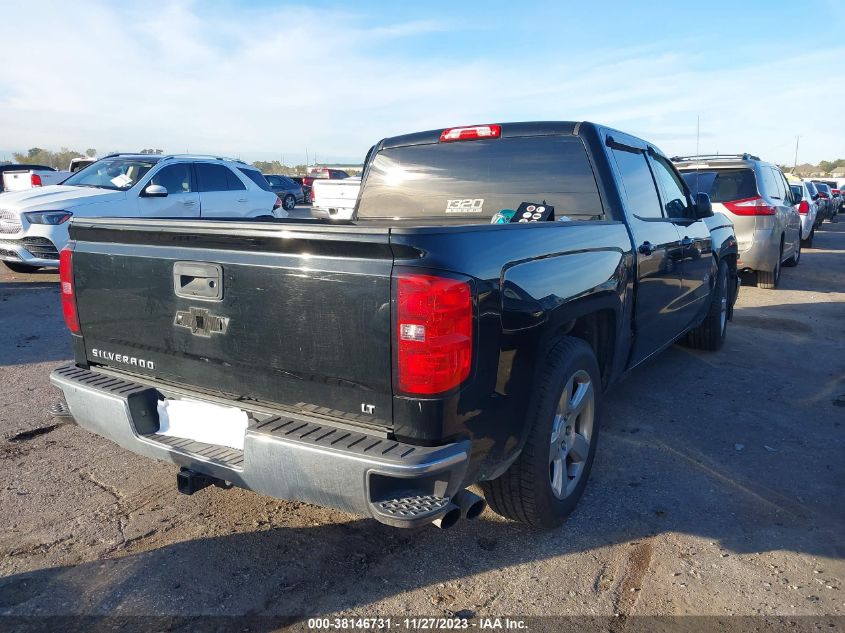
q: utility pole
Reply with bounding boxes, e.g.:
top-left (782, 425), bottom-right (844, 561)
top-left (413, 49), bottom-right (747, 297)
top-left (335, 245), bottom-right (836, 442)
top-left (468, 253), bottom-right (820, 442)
top-left (696, 115), bottom-right (700, 156)
top-left (793, 136), bottom-right (800, 171)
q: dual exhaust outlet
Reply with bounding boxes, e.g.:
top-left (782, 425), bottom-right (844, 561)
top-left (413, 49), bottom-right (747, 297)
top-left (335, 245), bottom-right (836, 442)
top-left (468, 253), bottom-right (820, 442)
top-left (432, 489), bottom-right (486, 530)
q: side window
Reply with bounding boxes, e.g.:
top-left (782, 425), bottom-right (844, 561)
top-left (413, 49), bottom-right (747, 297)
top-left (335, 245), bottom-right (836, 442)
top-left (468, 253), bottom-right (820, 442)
top-left (195, 163), bottom-right (228, 192)
top-left (149, 163), bottom-right (192, 194)
top-left (266, 175), bottom-right (281, 186)
top-left (196, 163), bottom-right (245, 192)
top-left (650, 154), bottom-right (692, 219)
top-left (611, 147), bottom-right (663, 219)
top-left (760, 166), bottom-right (780, 199)
top-left (225, 168), bottom-right (246, 191)
top-left (780, 173), bottom-right (792, 202)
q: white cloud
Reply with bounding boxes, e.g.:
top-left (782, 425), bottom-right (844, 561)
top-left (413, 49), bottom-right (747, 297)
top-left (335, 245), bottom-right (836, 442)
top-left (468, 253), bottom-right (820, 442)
top-left (0, 1), bottom-right (843, 165)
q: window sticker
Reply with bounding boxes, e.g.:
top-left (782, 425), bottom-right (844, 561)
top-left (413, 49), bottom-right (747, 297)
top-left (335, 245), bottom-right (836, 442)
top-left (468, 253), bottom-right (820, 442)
top-left (445, 198), bottom-right (484, 213)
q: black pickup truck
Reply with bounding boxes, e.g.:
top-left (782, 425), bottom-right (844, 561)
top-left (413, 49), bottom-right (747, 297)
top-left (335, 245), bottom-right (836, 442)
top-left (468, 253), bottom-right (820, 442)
top-left (51, 122), bottom-right (738, 529)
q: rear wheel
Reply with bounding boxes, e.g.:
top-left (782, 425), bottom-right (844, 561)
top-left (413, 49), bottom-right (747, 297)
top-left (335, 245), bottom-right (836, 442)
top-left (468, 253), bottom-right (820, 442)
top-left (481, 337), bottom-right (601, 528)
top-left (684, 260), bottom-right (728, 351)
top-left (3, 261), bottom-right (41, 274)
top-left (757, 243), bottom-right (782, 289)
top-left (283, 194), bottom-right (296, 211)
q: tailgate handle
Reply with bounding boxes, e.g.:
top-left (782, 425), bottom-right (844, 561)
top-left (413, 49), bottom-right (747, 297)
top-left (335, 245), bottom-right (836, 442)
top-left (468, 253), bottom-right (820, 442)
top-left (173, 262), bottom-right (223, 301)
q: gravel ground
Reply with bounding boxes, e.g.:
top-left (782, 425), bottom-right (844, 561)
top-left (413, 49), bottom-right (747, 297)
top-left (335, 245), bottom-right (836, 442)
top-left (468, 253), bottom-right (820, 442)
top-left (0, 218), bottom-right (843, 627)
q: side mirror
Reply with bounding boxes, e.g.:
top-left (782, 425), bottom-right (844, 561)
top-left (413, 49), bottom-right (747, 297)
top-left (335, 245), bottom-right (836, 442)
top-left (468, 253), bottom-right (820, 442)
top-left (694, 192), bottom-right (713, 218)
top-left (142, 184), bottom-right (168, 198)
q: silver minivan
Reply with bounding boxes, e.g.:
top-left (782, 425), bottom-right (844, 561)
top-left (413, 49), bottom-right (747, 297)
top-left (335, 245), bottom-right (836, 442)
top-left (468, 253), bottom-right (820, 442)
top-left (673, 154), bottom-right (801, 289)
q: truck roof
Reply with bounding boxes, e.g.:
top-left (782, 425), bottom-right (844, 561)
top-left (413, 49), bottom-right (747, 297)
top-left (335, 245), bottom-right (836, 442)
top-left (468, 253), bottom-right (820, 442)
top-left (380, 121), bottom-right (583, 149)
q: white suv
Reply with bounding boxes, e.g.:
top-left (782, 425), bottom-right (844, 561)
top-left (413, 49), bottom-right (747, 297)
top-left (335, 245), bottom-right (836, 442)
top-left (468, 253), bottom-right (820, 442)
top-left (0, 154), bottom-right (284, 272)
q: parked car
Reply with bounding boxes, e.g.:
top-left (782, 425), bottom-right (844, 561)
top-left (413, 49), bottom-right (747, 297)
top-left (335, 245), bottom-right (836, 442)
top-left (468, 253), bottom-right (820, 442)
top-left (1, 164), bottom-right (70, 192)
top-left (310, 177), bottom-right (361, 220)
top-left (815, 180), bottom-right (841, 217)
top-left (805, 180), bottom-right (830, 221)
top-left (288, 176), bottom-right (310, 202)
top-left (263, 174), bottom-right (304, 211)
top-left (801, 180), bottom-right (824, 228)
top-left (303, 168), bottom-right (351, 203)
top-left (0, 164), bottom-right (54, 193)
top-left (831, 187), bottom-right (842, 215)
top-left (812, 182), bottom-right (836, 219)
top-left (674, 154), bottom-right (802, 288)
top-left (51, 121), bottom-right (739, 530)
top-left (69, 157), bottom-right (97, 173)
top-left (786, 177), bottom-right (819, 246)
top-left (0, 154), bottom-right (283, 273)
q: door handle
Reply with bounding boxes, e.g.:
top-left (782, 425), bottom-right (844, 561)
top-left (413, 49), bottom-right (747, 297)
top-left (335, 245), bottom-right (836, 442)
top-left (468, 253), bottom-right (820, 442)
top-left (638, 241), bottom-right (656, 255)
top-left (681, 236), bottom-right (694, 247)
top-left (237, 198), bottom-right (248, 202)
top-left (183, 200), bottom-right (196, 205)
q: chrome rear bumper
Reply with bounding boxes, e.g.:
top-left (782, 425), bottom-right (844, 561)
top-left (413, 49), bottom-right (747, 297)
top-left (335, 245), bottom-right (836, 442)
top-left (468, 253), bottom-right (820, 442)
top-left (50, 365), bottom-right (470, 527)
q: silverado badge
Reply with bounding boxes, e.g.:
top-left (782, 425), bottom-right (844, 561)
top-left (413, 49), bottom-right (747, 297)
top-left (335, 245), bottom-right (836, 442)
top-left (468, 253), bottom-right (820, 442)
top-left (174, 307), bottom-right (229, 337)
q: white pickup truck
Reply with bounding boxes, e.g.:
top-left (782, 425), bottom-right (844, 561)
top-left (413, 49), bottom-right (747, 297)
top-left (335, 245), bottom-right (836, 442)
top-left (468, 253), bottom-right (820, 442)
top-left (310, 177), bottom-right (361, 220)
top-left (0, 164), bottom-right (71, 192)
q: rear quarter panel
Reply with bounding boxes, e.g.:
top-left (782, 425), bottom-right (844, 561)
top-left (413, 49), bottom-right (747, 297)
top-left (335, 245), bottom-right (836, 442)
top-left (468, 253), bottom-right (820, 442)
top-left (389, 220), bottom-right (633, 481)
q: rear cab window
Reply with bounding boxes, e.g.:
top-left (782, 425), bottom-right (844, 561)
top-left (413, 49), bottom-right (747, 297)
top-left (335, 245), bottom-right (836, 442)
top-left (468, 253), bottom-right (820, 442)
top-left (357, 135), bottom-right (604, 222)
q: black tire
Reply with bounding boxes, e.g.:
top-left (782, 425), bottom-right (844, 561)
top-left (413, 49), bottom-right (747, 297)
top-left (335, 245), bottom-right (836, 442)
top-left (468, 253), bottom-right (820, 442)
top-left (801, 227), bottom-right (814, 248)
top-left (757, 242), bottom-right (782, 289)
top-left (480, 336), bottom-right (601, 528)
top-left (283, 194), bottom-right (296, 211)
top-left (684, 259), bottom-right (728, 351)
top-left (3, 261), bottom-right (41, 274)
top-left (784, 238), bottom-right (801, 267)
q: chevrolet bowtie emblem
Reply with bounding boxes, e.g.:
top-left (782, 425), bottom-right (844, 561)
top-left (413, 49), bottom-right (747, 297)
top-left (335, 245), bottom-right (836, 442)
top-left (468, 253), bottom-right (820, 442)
top-left (174, 307), bottom-right (229, 337)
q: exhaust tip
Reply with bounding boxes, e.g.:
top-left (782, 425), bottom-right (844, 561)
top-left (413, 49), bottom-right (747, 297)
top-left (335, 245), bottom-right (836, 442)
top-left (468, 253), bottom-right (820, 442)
top-left (432, 503), bottom-right (461, 530)
top-left (464, 497), bottom-right (486, 520)
top-left (453, 489), bottom-right (487, 521)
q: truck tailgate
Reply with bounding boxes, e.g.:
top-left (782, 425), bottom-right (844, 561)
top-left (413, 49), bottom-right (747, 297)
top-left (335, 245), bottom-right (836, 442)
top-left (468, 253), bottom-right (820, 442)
top-left (69, 219), bottom-right (395, 429)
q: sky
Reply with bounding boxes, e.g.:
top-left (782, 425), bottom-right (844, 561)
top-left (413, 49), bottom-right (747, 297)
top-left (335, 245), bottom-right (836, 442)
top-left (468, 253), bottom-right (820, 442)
top-left (1, 0), bottom-right (844, 166)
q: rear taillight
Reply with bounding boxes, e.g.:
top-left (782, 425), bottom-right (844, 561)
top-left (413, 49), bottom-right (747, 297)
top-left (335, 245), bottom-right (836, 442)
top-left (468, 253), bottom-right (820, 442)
top-left (395, 272), bottom-right (473, 395)
top-left (31, 174), bottom-right (42, 187)
top-left (798, 200), bottom-right (809, 214)
top-left (440, 124), bottom-right (501, 142)
top-left (273, 195), bottom-right (282, 210)
top-left (59, 247), bottom-right (80, 334)
top-left (311, 188), bottom-right (316, 203)
top-left (722, 196), bottom-right (776, 216)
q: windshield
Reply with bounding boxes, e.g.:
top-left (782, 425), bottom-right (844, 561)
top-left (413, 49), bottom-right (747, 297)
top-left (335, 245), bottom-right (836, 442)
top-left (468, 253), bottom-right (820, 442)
top-left (63, 157), bottom-right (157, 190)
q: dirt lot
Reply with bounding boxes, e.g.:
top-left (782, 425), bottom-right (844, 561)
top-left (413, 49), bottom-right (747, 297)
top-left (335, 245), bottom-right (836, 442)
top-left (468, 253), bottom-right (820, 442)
top-left (1, 220), bottom-right (843, 628)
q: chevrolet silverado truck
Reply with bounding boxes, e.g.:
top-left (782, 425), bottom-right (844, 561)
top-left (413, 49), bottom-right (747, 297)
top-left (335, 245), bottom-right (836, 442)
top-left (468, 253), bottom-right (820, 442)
top-left (50, 122), bottom-right (738, 530)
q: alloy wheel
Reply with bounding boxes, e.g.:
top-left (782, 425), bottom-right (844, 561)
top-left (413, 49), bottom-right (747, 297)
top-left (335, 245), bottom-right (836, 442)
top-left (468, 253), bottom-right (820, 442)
top-left (549, 370), bottom-right (595, 499)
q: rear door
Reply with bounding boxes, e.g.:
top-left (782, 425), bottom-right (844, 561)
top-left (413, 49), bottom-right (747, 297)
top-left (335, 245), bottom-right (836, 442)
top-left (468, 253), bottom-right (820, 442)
top-left (195, 163), bottom-right (250, 217)
top-left (70, 220), bottom-right (396, 429)
top-left (137, 162), bottom-right (200, 218)
top-left (607, 137), bottom-right (686, 364)
top-left (774, 169), bottom-right (801, 257)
